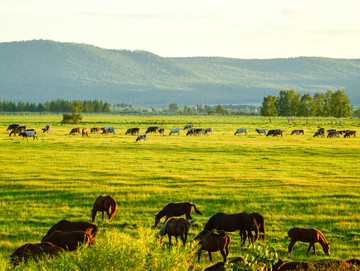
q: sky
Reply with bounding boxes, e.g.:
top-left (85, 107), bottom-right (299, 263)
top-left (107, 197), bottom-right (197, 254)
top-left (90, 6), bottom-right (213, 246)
top-left (1, 0), bottom-right (360, 59)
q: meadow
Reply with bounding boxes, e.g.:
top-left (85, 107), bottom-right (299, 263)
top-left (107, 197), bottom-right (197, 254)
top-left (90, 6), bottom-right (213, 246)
top-left (0, 114), bottom-right (359, 270)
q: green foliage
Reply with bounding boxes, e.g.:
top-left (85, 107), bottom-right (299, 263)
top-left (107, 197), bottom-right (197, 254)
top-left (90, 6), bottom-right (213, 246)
top-left (260, 95), bottom-right (277, 122)
top-left (61, 113), bottom-right (82, 124)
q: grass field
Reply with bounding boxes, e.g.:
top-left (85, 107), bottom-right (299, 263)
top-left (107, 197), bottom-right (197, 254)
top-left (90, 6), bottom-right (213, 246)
top-left (0, 114), bottom-right (359, 270)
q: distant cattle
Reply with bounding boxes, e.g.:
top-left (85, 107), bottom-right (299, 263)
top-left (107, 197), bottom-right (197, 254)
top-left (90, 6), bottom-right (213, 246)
top-left (184, 124), bottom-right (193, 130)
top-left (19, 131), bottom-right (38, 140)
top-left (7, 124), bottom-right (19, 131)
top-left (327, 130), bottom-right (339, 138)
top-left (313, 128), bottom-right (325, 137)
top-left (291, 129), bottom-right (306, 135)
top-left (194, 128), bottom-right (204, 135)
top-left (82, 128), bottom-right (88, 137)
top-left (169, 128), bottom-right (180, 135)
top-left (255, 129), bottom-right (266, 135)
top-left (91, 127), bottom-right (100, 133)
top-left (101, 127), bottom-right (116, 135)
top-left (204, 128), bottom-right (213, 134)
top-left (70, 128), bottom-right (81, 135)
top-left (266, 129), bottom-right (283, 137)
top-left (186, 129), bottom-right (195, 136)
top-left (234, 128), bottom-right (247, 135)
top-left (159, 128), bottom-right (164, 135)
top-left (344, 130), bottom-right (356, 138)
top-left (136, 134), bottom-right (146, 142)
top-left (42, 125), bottom-right (52, 133)
top-left (9, 127), bottom-right (25, 137)
top-left (125, 128), bottom-right (139, 135)
top-left (145, 126), bottom-right (160, 134)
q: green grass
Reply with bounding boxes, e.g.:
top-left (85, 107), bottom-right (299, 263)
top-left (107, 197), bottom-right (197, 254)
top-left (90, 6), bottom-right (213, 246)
top-left (0, 115), bottom-right (359, 270)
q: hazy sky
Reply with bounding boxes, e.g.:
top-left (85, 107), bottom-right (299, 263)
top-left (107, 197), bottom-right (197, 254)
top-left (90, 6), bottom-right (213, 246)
top-left (1, 0), bottom-right (360, 58)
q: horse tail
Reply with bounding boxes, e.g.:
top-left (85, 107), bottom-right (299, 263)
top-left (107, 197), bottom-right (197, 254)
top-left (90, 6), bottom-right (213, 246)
top-left (108, 198), bottom-right (118, 222)
top-left (192, 204), bottom-right (204, 215)
top-left (260, 219), bottom-right (266, 242)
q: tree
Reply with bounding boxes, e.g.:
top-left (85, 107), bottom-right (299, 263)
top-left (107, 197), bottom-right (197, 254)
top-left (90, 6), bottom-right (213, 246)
top-left (329, 90), bottom-right (352, 124)
top-left (168, 103), bottom-right (180, 113)
top-left (260, 95), bottom-right (278, 122)
top-left (313, 92), bottom-right (325, 122)
top-left (215, 104), bottom-right (225, 115)
top-left (323, 90), bottom-right (333, 117)
top-left (299, 94), bottom-right (315, 123)
top-left (276, 90), bottom-right (299, 122)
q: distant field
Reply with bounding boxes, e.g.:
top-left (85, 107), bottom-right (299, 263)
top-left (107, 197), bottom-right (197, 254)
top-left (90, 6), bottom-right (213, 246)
top-left (0, 114), bottom-right (359, 270)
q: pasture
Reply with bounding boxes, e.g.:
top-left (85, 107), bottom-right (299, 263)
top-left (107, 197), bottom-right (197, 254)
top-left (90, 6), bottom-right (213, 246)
top-left (0, 114), bottom-right (359, 270)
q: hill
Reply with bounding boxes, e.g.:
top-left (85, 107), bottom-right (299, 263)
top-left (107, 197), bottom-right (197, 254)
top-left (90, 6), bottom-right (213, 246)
top-left (0, 40), bottom-right (359, 106)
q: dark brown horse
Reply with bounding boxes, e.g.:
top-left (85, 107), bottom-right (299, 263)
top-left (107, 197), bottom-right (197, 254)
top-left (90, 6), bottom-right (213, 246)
top-left (204, 212), bottom-right (259, 246)
top-left (92, 195), bottom-right (118, 222)
top-left (287, 227), bottom-right (330, 257)
top-left (10, 242), bottom-right (64, 266)
top-left (250, 212), bottom-right (266, 242)
top-left (154, 202), bottom-right (204, 228)
top-left (157, 217), bottom-right (193, 249)
top-left (41, 220), bottom-right (98, 242)
top-left (194, 230), bottom-right (231, 263)
top-left (42, 230), bottom-right (95, 251)
top-left (272, 258), bottom-right (314, 271)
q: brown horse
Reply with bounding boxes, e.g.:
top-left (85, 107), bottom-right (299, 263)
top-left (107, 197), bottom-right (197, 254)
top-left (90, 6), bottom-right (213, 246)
top-left (272, 258), bottom-right (314, 271)
top-left (204, 212), bottom-right (259, 246)
top-left (42, 230), bottom-right (95, 251)
top-left (287, 227), bottom-right (330, 257)
top-left (249, 212), bottom-right (266, 243)
top-left (194, 230), bottom-right (231, 263)
top-left (92, 195), bottom-right (118, 222)
top-left (10, 242), bottom-right (64, 266)
top-left (41, 220), bottom-right (98, 242)
top-left (154, 202), bottom-right (204, 228)
top-left (157, 217), bottom-right (193, 249)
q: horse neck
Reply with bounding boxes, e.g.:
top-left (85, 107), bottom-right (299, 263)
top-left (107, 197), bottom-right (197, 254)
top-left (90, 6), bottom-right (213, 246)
top-left (156, 209), bottom-right (166, 220)
top-left (318, 232), bottom-right (328, 246)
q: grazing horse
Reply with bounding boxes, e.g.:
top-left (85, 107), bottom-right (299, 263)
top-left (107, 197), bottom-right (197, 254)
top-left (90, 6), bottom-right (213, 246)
top-left (204, 212), bottom-right (259, 246)
top-left (82, 128), bottom-right (88, 137)
top-left (169, 128), bottom-right (180, 135)
top-left (287, 227), bottom-right (330, 257)
top-left (41, 220), bottom-right (98, 242)
top-left (10, 242), bottom-right (64, 266)
top-left (249, 212), bottom-right (266, 242)
top-left (154, 202), bottom-right (204, 228)
top-left (70, 128), bottom-right (81, 135)
top-left (42, 230), bottom-right (95, 251)
top-left (194, 230), bottom-right (231, 263)
top-left (92, 195), bottom-right (118, 222)
top-left (9, 127), bottom-right (25, 137)
top-left (272, 258), bottom-right (314, 271)
top-left (158, 218), bottom-right (193, 249)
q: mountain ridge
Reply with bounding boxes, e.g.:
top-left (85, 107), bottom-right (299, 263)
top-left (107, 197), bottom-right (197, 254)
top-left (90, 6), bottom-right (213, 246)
top-left (0, 40), bottom-right (359, 106)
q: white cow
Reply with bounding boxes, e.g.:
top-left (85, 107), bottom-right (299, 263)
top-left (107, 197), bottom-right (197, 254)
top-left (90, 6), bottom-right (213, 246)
top-left (19, 131), bottom-right (38, 140)
top-left (136, 134), bottom-right (146, 142)
top-left (101, 127), bottom-right (116, 135)
top-left (234, 128), bottom-right (247, 135)
top-left (255, 129), bottom-right (266, 135)
top-left (169, 128), bottom-right (180, 135)
top-left (204, 128), bottom-right (213, 134)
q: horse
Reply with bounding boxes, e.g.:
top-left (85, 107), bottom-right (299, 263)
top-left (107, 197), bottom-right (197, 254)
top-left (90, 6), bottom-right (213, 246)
top-left (272, 258), bottom-right (314, 271)
top-left (194, 230), bottom-right (231, 263)
top-left (41, 220), bottom-right (98, 242)
top-left (249, 212), bottom-right (266, 242)
top-left (42, 230), bottom-right (95, 251)
top-left (154, 202), bottom-right (204, 228)
top-left (287, 227), bottom-right (330, 257)
top-left (10, 242), bottom-right (64, 266)
top-left (157, 218), bottom-right (193, 249)
top-left (314, 260), bottom-right (350, 270)
top-left (92, 195), bottom-right (118, 222)
top-left (204, 212), bottom-right (259, 246)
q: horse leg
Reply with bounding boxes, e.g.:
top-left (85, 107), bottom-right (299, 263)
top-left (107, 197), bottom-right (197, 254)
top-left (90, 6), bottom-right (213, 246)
top-left (312, 243), bottom-right (317, 256)
top-left (102, 211), bottom-right (105, 222)
top-left (106, 209), bottom-right (111, 221)
top-left (220, 249), bottom-right (227, 262)
top-left (225, 244), bottom-right (229, 256)
top-left (208, 252), bottom-right (213, 262)
top-left (288, 240), bottom-right (296, 258)
top-left (240, 230), bottom-right (246, 246)
top-left (168, 235), bottom-right (172, 250)
top-left (197, 250), bottom-right (202, 262)
top-left (306, 243), bottom-right (313, 256)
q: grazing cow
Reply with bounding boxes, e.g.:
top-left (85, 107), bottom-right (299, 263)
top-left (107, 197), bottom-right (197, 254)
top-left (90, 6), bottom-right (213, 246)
top-left (169, 128), bottom-right (180, 135)
top-left (69, 128), bottom-right (81, 135)
top-left (9, 127), bottom-right (25, 137)
top-left (204, 128), bottom-right (213, 134)
top-left (194, 230), bottom-right (231, 262)
top-left (255, 129), bottom-right (266, 135)
top-left (291, 129), bottom-right (306, 135)
top-left (266, 129), bottom-right (283, 137)
top-left (92, 195), bottom-right (118, 222)
top-left (82, 128), bottom-right (88, 137)
top-left (234, 128), bottom-right (247, 135)
top-left (344, 130), bottom-right (356, 138)
top-left (327, 130), bottom-right (339, 138)
top-left (42, 230), bottom-right (94, 251)
top-left (101, 127), bottom-right (116, 135)
top-left (145, 126), bottom-right (160, 134)
top-left (159, 128), bottom-right (164, 135)
top-left (194, 128), bottom-right (204, 135)
top-left (186, 128), bottom-right (195, 136)
top-left (19, 131), bottom-right (38, 141)
top-left (136, 134), bottom-right (146, 142)
top-left (125, 128), bottom-right (139, 135)
top-left (10, 242), bottom-right (64, 266)
top-left (184, 124), bottom-right (193, 130)
top-left (42, 125), bottom-right (52, 133)
top-left (7, 124), bottom-right (19, 131)
top-left (90, 127), bottom-right (100, 133)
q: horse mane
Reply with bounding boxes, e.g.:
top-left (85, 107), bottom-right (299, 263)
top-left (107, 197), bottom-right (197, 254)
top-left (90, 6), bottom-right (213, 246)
top-left (318, 230), bottom-right (329, 246)
top-left (158, 219), bottom-right (170, 237)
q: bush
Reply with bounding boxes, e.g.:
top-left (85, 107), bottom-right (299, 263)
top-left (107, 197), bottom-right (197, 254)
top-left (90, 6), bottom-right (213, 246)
top-left (61, 113), bottom-right (82, 124)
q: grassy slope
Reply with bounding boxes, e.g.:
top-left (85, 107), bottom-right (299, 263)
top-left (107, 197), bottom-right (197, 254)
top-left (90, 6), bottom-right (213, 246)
top-left (0, 115), bottom-right (359, 270)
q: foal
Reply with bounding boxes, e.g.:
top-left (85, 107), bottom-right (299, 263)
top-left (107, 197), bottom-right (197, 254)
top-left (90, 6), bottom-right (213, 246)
top-left (158, 217), bottom-right (194, 249)
top-left (287, 227), bottom-right (330, 257)
top-left (92, 195), bottom-right (118, 222)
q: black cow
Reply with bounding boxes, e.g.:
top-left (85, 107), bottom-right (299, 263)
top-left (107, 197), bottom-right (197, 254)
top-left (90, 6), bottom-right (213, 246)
top-left (145, 126), bottom-right (159, 134)
top-left (266, 129), bottom-right (283, 137)
top-left (344, 130), bottom-right (356, 138)
top-left (313, 128), bottom-right (325, 137)
top-left (7, 124), bottom-right (19, 131)
top-left (125, 128), bottom-right (139, 135)
top-left (158, 128), bottom-right (164, 135)
top-left (184, 124), bottom-right (193, 130)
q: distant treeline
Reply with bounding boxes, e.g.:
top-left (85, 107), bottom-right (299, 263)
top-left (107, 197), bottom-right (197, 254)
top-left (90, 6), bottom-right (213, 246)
top-left (0, 99), bottom-right (111, 113)
top-left (260, 90), bottom-right (353, 122)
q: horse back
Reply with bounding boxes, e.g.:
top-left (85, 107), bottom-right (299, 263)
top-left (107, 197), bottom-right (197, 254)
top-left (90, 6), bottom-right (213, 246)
top-left (288, 227), bottom-right (320, 242)
top-left (205, 213), bottom-right (242, 232)
top-left (162, 202), bottom-right (192, 217)
top-left (166, 218), bottom-right (190, 236)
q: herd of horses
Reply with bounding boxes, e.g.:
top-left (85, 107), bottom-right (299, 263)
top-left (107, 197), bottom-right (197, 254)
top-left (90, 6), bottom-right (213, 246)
top-left (8, 198), bottom-right (360, 270)
top-left (6, 123), bottom-right (357, 142)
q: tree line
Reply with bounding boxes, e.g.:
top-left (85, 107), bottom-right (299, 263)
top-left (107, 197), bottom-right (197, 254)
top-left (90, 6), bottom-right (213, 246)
top-left (0, 99), bottom-right (111, 113)
top-left (260, 90), bottom-right (353, 123)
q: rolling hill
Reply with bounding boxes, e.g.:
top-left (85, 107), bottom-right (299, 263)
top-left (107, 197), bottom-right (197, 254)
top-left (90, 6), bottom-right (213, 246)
top-left (0, 40), bottom-right (359, 106)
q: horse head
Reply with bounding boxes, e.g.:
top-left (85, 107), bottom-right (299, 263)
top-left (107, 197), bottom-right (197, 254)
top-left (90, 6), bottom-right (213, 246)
top-left (154, 214), bottom-right (161, 228)
top-left (323, 243), bottom-right (331, 256)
